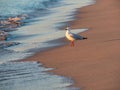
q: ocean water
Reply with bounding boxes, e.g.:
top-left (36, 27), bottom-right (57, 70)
top-left (0, 0), bottom-right (95, 90)
top-left (0, 62), bottom-right (79, 90)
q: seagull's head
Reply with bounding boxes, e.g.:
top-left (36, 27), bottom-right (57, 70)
top-left (65, 27), bottom-right (70, 30)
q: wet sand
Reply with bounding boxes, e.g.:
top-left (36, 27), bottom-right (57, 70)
top-left (22, 0), bottom-right (120, 90)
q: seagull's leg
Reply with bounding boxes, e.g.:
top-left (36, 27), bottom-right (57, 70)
top-left (71, 41), bottom-right (74, 47)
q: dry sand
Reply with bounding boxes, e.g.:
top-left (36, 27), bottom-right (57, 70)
top-left (22, 0), bottom-right (120, 90)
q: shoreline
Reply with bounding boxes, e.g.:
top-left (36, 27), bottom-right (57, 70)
top-left (21, 0), bottom-right (120, 90)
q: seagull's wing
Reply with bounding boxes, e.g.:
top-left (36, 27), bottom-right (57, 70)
top-left (71, 33), bottom-right (86, 40)
top-left (69, 33), bottom-right (74, 37)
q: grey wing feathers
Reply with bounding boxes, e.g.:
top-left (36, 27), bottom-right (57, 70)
top-left (72, 33), bottom-right (87, 40)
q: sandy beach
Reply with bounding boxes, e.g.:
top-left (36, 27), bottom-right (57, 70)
top-left (22, 0), bottom-right (120, 90)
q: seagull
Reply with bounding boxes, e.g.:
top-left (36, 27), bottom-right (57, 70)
top-left (65, 27), bottom-right (87, 47)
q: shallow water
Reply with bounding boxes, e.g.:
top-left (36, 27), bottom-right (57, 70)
top-left (0, 62), bottom-right (79, 90)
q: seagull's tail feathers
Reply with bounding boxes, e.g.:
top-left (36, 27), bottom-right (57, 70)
top-left (83, 37), bottom-right (87, 39)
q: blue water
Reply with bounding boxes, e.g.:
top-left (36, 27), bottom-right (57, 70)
top-left (0, 62), bottom-right (79, 90)
top-left (0, 0), bottom-right (95, 90)
top-left (0, 0), bottom-right (59, 18)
